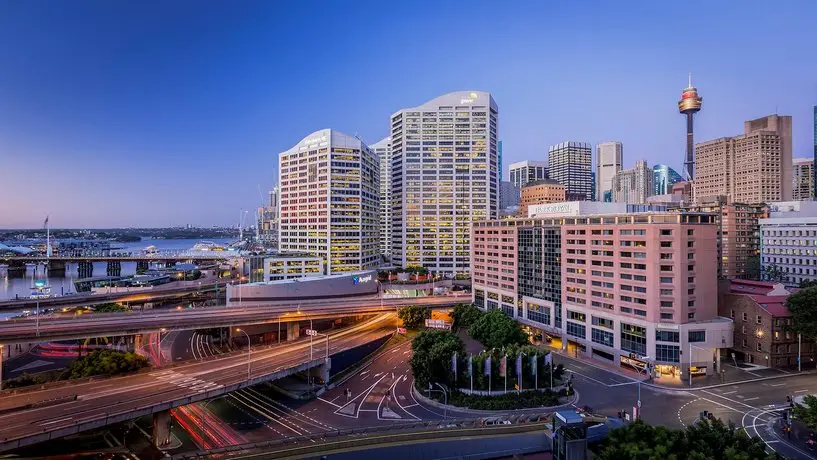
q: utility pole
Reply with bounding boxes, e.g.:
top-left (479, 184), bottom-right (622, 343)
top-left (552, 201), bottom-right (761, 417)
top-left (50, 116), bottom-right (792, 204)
top-left (799, 333), bottom-right (802, 372)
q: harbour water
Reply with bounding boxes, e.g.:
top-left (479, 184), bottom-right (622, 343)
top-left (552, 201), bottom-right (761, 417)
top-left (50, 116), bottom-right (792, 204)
top-left (0, 238), bottom-right (233, 302)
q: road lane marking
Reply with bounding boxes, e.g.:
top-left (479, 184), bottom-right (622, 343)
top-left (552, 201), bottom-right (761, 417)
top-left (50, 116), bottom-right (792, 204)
top-left (721, 390), bottom-right (737, 395)
top-left (796, 389), bottom-right (809, 393)
top-left (565, 369), bottom-right (608, 386)
top-left (608, 381), bottom-right (637, 387)
top-left (317, 397), bottom-right (342, 408)
top-left (769, 383), bottom-right (786, 387)
top-left (40, 417), bottom-right (72, 426)
top-left (744, 397), bottom-right (760, 402)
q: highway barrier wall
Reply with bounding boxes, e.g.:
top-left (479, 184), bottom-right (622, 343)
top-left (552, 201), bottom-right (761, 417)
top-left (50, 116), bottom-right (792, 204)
top-left (327, 333), bottom-right (391, 377)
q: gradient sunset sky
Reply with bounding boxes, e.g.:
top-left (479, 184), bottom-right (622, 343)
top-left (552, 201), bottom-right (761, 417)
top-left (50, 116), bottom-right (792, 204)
top-left (1, 1), bottom-right (815, 228)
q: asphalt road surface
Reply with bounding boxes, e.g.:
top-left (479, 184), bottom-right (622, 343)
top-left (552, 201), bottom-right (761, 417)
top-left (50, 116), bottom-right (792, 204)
top-left (0, 313), bottom-right (396, 452)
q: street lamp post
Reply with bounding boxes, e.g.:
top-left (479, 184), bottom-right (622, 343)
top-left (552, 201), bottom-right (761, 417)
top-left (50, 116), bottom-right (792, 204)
top-left (429, 383), bottom-right (448, 418)
top-left (236, 329), bottom-right (251, 381)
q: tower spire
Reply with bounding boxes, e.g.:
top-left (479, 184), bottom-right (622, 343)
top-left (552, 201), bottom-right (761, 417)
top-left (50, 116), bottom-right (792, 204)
top-left (688, 72), bottom-right (692, 88)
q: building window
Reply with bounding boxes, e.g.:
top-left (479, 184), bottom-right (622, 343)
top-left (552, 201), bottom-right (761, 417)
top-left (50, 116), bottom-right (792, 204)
top-left (591, 328), bottom-right (615, 347)
top-left (620, 323), bottom-right (647, 356)
top-left (566, 322), bottom-right (586, 339)
top-left (656, 330), bottom-right (680, 343)
top-left (660, 301), bottom-right (673, 308)
top-left (756, 342), bottom-right (762, 352)
top-left (730, 309), bottom-right (734, 319)
top-left (592, 316), bottom-right (614, 330)
top-left (568, 310), bottom-right (587, 322)
top-left (656, 344), bottom-right (680, 363)
top-left (688, 330), bottom-right (706, 343)
top-left (526, 303), bottom-right (550, 325)
top-left (661, 229), bottom-right (673, 236)
top-left (660, 312), bottom-right (674, 321)
top-left (756, 315), bottom-right (762, 325)
top-left (742, 312), bottom-right (748, 322)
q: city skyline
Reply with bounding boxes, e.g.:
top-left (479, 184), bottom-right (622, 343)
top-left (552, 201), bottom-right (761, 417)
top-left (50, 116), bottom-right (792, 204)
top-left (1, 2), bottom-right (816, 228)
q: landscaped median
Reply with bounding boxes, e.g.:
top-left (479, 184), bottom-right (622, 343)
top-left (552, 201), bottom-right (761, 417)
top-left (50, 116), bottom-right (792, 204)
top-left (408, 304), bottom-right (575, 412)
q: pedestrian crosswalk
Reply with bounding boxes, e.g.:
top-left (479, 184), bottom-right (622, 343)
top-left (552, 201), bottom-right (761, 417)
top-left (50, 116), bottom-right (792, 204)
top-left (150, 370), bottom-right (223, 392)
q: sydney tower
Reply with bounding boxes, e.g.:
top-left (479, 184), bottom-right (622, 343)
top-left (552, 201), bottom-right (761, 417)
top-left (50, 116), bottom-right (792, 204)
top-left (678, 74), bottom-right (703, 180)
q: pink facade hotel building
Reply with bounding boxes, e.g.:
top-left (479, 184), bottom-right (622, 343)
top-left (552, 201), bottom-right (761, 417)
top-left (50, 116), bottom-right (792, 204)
top-left (472, 202), bottom-right (734, 382)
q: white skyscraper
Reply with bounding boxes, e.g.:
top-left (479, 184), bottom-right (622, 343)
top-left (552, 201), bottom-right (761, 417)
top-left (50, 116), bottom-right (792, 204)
top-left (596, 141), bottom-right (623, 201)
top-left (371, 136), bottom-right (392, 259)
top-left (509, 160), bottom-right (548, 189)
top-left (390, 91), bottom-right (499, 274)
top-left (278, 129), bottom-right (380, 274)
top-left (612, 160), bottom-right (654, 204)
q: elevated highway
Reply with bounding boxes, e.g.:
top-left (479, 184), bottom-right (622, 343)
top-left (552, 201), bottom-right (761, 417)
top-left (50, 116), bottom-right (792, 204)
top-left (0, 314), bottom-right (396, 453)
top-left (0, 295), bottom-right (463, 343)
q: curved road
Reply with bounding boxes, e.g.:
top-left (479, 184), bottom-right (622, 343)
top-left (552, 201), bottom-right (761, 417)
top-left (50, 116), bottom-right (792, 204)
top-left (0, 296), bottom-right (463, 342)
top-left (0, 313), bottom-right (397, 452)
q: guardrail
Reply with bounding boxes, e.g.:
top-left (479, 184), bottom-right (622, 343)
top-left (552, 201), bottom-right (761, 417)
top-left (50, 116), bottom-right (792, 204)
top-left (172, 412), bottom-right (553, 459)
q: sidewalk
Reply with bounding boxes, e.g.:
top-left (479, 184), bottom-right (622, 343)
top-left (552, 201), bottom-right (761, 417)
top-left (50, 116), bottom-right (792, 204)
top-left (543, 342), bottom-right (817, 391)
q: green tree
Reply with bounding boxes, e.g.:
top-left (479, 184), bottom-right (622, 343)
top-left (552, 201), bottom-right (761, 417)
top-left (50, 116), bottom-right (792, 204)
top-left (786, 286), bottom-right (817, 339)
top-left (450, 303), bottom-right (483, 332)
top-left (745, 255), bottom-right (761, 281)
top-left (67, 350), bottom-right (149, 379)
top-left (764, 262), bottom-right (786, 283)
top-left (409, 329), bottom-right (465, 389)
top-left (469, 308), bottom-right (528, 349)
top-left (793, 394), bottom-right (817, 429)
top-left (800, 279), bottom-right (817, 289)
top-left (596, 419), bottom-right (777, 460)
top-left (398, 305), bottom-right (431, 329)
top-left (92, 303), bottom-right (130, 313)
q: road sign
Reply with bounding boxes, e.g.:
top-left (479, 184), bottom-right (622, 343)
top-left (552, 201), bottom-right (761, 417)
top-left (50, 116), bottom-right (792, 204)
top-left (424, 319), bottom-right (451, 330)
top-left (396, 327), bottom-right (407, 335)
top-left (637, 400), bottom-right (642, 408)
top-left (305, 329), bottom-right (318, 336)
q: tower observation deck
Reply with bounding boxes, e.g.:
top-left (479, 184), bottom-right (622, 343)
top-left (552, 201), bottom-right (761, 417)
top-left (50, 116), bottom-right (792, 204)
top-left (678, 74), bottom-right (703, 180)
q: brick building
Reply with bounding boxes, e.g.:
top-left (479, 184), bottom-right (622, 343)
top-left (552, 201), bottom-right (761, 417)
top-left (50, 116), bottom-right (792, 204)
top-left (720, 279), bottom-right (816, 369)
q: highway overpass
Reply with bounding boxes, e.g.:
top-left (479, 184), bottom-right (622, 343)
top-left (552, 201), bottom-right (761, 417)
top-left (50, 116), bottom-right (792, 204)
top-left (0, 295), bottom-right (463, 343)
top-left (0, 314), bottom-right (396, 453)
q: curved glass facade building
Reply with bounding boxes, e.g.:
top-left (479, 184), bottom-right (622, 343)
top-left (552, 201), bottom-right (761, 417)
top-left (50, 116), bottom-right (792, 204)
top-left (653, 164), bottom-right (683, 195)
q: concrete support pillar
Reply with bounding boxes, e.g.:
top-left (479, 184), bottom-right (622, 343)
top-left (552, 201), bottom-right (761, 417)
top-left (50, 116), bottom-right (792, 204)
top-left (107, 261), bottom-right (121, 277)
top-left (152, 409), bottom-right (172, 447)
top-left (136, 260), bottom-right (149, 273)
top-left (134, 334), bottom-right (143, 353)
top-left (286, 322), bottom-right (299, 342)
top-left (316, 358), bottom-right (331, 383)
top-left (78, 261), bottom-right (93, 279)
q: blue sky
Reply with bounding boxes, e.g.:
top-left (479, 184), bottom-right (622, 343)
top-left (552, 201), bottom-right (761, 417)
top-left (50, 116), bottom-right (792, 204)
top-left (1, 1), bottom-right (815, 228)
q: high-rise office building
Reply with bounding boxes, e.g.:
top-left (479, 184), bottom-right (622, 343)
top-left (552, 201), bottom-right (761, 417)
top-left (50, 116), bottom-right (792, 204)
top-left (278, 129), bottom-right (380, 274)
top-left (371, 136), bottom-right (392, 259)
top-left (761, 201), bottom-right (817, 286)
top-left (813, 106), bottom-right (817, 199)
top-left (509, 160), bottom-right (548, 189)
top-left (793, 158), bottom-right (815, 201)
top-left (257, 186), bottom-right (279, 246)
top-left (500, 180), bottom-right (520, 209)
top-left (596, 142), bottom-right (623, 201)
top-left (548, 142), bottom-right (593, 201)
top-left (653, 164), bottom-right (684, 195)
top-left (685, 197), bottom-right (766, 279)
top-left (390, 91), bottom-right (499, 274)
top-left (694, 114), bottom-right (792, 204)
top-left (611, 160), bottom-right (654, 204)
